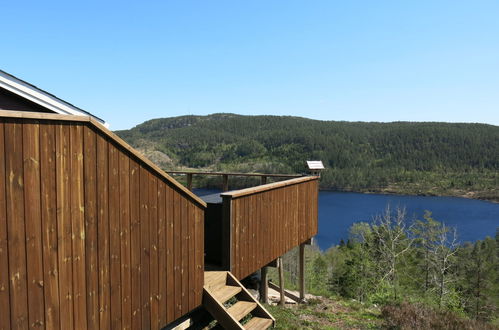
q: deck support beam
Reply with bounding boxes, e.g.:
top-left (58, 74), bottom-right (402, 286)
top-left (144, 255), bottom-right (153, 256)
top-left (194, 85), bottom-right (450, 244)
top-left (278, 258), bottom-right (285, 306)
top-left (260, 267), bottom-right (268, 304)
top-left (299, 243), bottom-right (305, 302)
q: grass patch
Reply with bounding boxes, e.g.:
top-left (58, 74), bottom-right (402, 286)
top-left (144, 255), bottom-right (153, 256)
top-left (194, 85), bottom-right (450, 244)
top-left (265, 296), bottom-right (382, 329)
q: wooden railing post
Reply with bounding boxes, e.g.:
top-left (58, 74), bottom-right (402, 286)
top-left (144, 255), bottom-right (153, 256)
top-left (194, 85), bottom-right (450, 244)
top-left (187, 173), bottom-right (193, 191)
top-left (222, 174), bottom-right (229, 192)
top-left (260, 176), bottom-right (267, 185)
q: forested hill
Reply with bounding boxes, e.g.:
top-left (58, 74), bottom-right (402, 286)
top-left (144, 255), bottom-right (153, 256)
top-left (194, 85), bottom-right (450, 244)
top-left (115, 114), bottom-right (499, 200)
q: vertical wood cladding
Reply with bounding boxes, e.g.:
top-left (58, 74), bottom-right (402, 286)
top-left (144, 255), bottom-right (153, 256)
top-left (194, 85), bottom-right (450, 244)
top-left (228, 178), bottom-right (318, 280)
top-left (0, 116), bottom-right (204, 329)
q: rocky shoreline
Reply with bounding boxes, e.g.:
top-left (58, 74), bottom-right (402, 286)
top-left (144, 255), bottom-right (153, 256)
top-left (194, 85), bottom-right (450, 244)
top-left (320, 187), bottom-right (499, 204)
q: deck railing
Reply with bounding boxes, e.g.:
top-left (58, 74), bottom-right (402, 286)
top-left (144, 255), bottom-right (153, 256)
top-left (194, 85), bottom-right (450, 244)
top-left (167, 170), bottom-right (301, 191)
top-left (221, 176), bottom-right (319, 279)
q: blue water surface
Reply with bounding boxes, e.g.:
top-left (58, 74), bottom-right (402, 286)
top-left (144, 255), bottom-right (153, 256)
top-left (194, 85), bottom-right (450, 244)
top-left (317, 192), bottom-right (499, 250)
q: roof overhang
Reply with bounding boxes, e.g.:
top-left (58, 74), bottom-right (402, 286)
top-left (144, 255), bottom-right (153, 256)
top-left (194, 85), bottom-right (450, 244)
top-left (0, 70), bottom-right (107, 126)
top-left (307, 160), bottom-right (325, 170)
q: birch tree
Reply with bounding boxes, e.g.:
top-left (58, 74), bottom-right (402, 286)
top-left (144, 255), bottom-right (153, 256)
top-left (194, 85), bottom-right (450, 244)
top-left (370, 205), bottom-right (414, 300)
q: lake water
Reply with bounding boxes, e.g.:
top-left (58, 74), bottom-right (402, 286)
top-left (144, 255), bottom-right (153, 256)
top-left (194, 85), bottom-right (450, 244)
top-left (317, 191), bottom-right (499, 250)
top-left (194, 189), bottom-right (499, 251)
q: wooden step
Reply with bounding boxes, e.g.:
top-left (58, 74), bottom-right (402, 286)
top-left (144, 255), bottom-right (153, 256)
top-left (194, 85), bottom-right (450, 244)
top-left (244, 317), bottom-right (273, 330)
top-left (227, 301), bottom-right (257, 321)
top-left (204, 271), bottom-right (228, 291)
top-left (212, 285), bottom-right (241, 304)
top-left (203, 271), bottom-right (275, 329)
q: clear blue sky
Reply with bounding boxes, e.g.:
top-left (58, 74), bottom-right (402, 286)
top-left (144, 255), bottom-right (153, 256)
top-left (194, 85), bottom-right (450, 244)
top-left (2, 1), bottom-right (498, 130)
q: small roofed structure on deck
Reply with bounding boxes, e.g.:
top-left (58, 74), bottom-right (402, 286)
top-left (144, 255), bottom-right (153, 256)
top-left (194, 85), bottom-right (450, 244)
top-left (306, 160), bottom-right (325, 176)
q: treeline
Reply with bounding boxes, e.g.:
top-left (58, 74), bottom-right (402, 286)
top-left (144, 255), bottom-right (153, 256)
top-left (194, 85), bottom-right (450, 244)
top-left (116, 114), bottom-right (499, 199)
top-left (281, 208), bottom-right (498, 324)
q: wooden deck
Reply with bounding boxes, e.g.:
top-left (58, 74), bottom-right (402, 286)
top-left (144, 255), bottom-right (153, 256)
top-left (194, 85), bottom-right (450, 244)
top-left (223, 176), bottom-right (319, 279)
top-left (201, 176), bottom-right (319, 280)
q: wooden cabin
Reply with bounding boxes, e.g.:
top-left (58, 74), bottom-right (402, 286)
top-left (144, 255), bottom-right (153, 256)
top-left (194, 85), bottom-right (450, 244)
top-left (0, 70), bottom-right (319, 329)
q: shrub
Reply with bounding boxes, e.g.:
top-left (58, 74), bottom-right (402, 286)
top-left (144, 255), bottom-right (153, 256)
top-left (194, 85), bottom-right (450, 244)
top-left (381, 302), bottom-right (497, 330)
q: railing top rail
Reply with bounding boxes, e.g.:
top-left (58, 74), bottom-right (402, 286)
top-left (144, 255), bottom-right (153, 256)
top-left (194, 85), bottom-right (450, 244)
top-left (221, 176), bottom-right (318, 199)
top-left (167, 171), bottom-right (302, 178)
top-left (0, 110), bottom-right (207, 208)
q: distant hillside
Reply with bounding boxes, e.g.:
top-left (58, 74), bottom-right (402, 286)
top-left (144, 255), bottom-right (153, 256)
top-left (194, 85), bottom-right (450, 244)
top-left (115, 114), bottom-right (499, 200)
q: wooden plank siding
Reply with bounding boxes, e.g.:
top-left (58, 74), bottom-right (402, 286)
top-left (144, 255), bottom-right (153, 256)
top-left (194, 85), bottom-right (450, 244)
top-left (0, 114), bottom-right (205, 329)
top-left (6, 120), bottom-right (29, 329)
top-left (222, 177), bottom-right (319, 280)
top-left (0, 122), bottom-right (12, 330)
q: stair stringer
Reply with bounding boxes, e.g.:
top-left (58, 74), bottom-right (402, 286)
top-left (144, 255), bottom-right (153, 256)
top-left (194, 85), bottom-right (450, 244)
top-left (203, 286), bottom-right (245, 330)
top-left (226, 272), bottom-right (275, 323)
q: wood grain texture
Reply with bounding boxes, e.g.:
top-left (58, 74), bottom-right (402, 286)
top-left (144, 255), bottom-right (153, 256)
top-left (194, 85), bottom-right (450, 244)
top-left (109, 143), bottom-right (122, 329)
top-left (0, 121), bottom-right (12, 330)
top-left (173, 191), bottom-right (182, 319)
top-left (40, 123), bottom-right (60, 329)
top-left (83, 125), bottom-right (98, 329)
top-left (97, 133), bottom-right (110, 329)
top-left (157, 182), bottom-right (167, 326)
top-left (0, 117), bottom-right (205, 329)
top-left (181, 197), bottom-right (188, 315)
top-left (70, 124), bottom-right (87, 330)
top-left (188, 202), bottom-right (195, 311)
top-left (129, 159), bottom-right (142, 329)
top-left (195, 206), bottom-right (204, 306)
top-left (56, 123), bottom-right (74, 330)
top-left (23, 121), bottom-right (45, 328)
top-left (221, 176), bottom-right (317, 198)
top-left (227, 178), bottom-right (319, 279)
top-left (0, 110), bottom-right (207, 208)
top-left (149, 175), bottom-right (159, 328)
top-left (5, 121), bottom-right (29, 329)
top-left (166, 184), bottom-right (174, 322)
top-left (140, 166), bottom-right (151, 329)
top-left (120, 151), bottom-right (132, 330)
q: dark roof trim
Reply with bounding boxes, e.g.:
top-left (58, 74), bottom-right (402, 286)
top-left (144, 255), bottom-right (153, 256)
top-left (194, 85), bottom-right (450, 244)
top-left (0, 69), bottom-right (107, 125)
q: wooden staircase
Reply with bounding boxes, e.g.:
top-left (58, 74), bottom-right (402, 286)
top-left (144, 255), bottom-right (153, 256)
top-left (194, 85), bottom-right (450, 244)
top-left (203, 271), bottom-right (275, 329)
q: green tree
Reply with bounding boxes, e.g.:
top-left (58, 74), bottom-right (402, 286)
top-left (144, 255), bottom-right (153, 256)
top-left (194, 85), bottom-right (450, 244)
top-left (310, 255), bottom-right (329, 295)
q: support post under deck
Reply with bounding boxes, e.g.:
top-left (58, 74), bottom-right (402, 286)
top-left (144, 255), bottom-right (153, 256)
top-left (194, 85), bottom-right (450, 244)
top-left (299, 243), bottom-right (305, 302)
top-left (278, 258), bottom-right (285, 306)
top-left (260, 267), bottom-right (268, 304)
